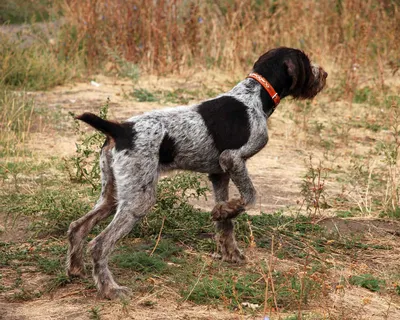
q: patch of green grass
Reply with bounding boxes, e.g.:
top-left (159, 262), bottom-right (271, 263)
top-left (284, 316), bottom-right (299, 320)
top-left (380, 206), bottom-right (400, 219)
top-left (88, 306), bottom-right (102, 320)
top-left (112, 251), bottom-right (167, 273)
top-left (0, 239), bottom-right (72, 299)
top-left (350, 274), bottom-right (385, 292)
top-left (151, 239), bottom-right (183, 259)
top-left (182, 270), bottom-right (264, 308)
top-left (7, 288), bottom-right (42, 302)
top-left (0, 185), bottom-right (94, 236)
top-left (336, 210), bottom-right (356, 218)
top-left (131, 88), bottom-right (159, 102)
top-left (181, 263), bottom-right (322, 312)
top-left (46, 272), bottom-right (71, 293)
top-left (353, 87), bottom-right (378, 104)
top-left (365, 122), bottom-right (381, 133)
top-left (130, 88), bottom-right (219, 105)
top-left (37, 256), bottom-right (62, 275)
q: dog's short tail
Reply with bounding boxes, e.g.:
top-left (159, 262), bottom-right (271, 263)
top-left (75, 112), bottom-right (124, 139)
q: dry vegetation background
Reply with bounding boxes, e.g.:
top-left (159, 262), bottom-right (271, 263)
top-left (1, 0), bottom-right (400, 319)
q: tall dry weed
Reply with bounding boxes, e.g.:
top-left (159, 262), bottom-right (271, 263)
top-left (61, 0), bottom-right (399, 76)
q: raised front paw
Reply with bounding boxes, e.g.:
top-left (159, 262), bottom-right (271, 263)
top-left (211, 198), bottom-right (245, 221)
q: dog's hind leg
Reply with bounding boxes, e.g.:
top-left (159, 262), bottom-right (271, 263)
top-left (208, 173), bottom-right (246, 263)
top-left (89, 119), bottom-right (163, 299)
top-left (67, 139), bottom-right (116, 278)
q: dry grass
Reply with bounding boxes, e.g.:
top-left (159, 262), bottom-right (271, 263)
top-left (61, 0), bottom-right (399, 78)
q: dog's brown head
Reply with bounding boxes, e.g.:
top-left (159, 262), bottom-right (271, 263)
top-left (252, 47), bottom-right (327, 100)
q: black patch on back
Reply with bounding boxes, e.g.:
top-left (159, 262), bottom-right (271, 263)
top-left (159, 134), bottom-right (177, 164)
top-left (197, 96), bottom-right (250, 153)
top-left (115, 122), bottom-right (137, 151)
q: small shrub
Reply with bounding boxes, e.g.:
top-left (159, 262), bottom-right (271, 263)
top-left (65, 101), bottom-right (109, 190)
top-left (300, 155), bottom-right (329, 216)
top-left (131, 173), bottom-right (211, 249)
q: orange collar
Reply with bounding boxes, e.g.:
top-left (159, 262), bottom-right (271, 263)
top-left (247, 72), bottom-right (280, 107)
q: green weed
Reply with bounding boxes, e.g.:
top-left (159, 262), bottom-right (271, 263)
top-left (8, 288), bottom-right (42, 302)
top-left (46, 272), bottom-right (71, 292)
top-left (350, 274), bottom-right (385, 292)
top-left (88, 306), bottom-right (102, 320)
top-left (182, 270), bottom-right (264, 308)
top-left (300, 155), bottom-right (329, 216)
top-left (65, 101), bottom-right (109, 190)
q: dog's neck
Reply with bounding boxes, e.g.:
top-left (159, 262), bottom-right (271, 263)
top-left (251, 68), bottom-right (293, 117)
top-left (247, 73), bottom-right (280, 107)
top-left (228, 68), bottom-right (292, 118)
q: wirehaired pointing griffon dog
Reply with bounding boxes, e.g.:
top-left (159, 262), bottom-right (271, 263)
top-left (66, 47), bottom-right (327, 299)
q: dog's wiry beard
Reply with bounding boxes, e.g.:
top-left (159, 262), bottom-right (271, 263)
top-left (293, 62), bottom-right (327, 100)
top-left (308, 63), bottom-right (327, 98)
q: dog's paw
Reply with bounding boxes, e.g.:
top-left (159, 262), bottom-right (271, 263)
top-left (211, 252), bottom-right (222, 260)
top-left (212, 198), bottom-right (245, 221)
top-left (100, 285), bottom-right (132, 300)
top-left (222, 248), bottom-right (247, 264)
top-left (66, 265), bottom-right (86, 279)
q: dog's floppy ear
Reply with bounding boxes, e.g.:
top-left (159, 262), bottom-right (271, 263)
top-left (284, 59), bottom-right (298, 90)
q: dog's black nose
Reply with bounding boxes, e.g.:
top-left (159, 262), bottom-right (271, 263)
top-left (323, 71), bottom-right (328, 79)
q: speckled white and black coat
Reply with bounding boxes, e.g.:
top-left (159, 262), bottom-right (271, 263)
top-left (66, 47), bottom-right (328, 299)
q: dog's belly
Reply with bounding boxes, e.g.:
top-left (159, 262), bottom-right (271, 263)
top-left (161, 148), bottom-right (222, 173)
top-left (174, 156), bottom-right (222, 173)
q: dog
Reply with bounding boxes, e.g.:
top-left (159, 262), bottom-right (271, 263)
top-left (66, 47), bottom-right (327, 299)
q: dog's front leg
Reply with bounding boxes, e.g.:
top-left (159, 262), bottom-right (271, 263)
top-left (209, 151), bottom-right (256, 263)
top-left (211, 150), bottom-right (256, 221)
top-left (209, 173), bottom-right (246, 263)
